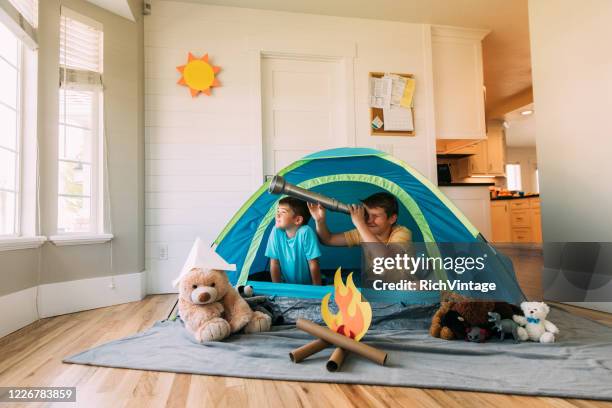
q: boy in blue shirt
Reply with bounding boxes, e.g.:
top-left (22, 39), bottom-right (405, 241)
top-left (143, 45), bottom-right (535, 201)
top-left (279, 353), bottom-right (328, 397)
top-left (265, 197), bottom-right (322, 285)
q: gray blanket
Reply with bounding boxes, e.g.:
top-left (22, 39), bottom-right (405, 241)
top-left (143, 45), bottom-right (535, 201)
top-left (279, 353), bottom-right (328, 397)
top-left (64, 300), bottom-right (612, 401)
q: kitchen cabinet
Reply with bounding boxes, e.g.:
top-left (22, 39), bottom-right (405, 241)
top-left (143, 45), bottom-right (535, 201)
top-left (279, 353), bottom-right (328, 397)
top-left (436, 139), bottom-right (480, 155)
top-left (491, 201), bottom-right (512, 242)
top-left (432, 26), bottom-right (489, 140)
top-left (455, 126), bottom-right (506, 177)
top-left (454, 156), bottom-right (470, 180)
top-left (531, 208), bottom-right (542, 242)
top-left (485, 125), bottom-right (506, 175)
top-left (468, 141), bottom-right (488, 174)
top-left (490, 197), bottom-right (542, 243)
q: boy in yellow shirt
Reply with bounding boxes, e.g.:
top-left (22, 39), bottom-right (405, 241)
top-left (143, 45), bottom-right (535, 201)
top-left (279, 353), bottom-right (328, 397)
top-left (307, 192), bottom-right (411, 247)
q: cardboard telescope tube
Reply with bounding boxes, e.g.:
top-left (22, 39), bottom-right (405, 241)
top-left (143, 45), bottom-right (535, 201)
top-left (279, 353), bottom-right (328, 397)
top-left (326, 347), bottom-right (347, 372)
top-left (268, 175), bottom-right (351, 214)
top-left (289, 339), bottom-right (329, 363)
top-left (296, 319), bottom-right (388, 366)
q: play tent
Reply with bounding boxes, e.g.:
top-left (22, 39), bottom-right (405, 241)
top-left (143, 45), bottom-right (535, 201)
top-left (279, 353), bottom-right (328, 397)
top-left (214, 148), bottom-right (526, 304)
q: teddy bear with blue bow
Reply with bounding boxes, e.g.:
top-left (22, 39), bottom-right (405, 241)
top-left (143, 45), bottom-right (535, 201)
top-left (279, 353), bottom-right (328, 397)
top-left (513, 301), bottom-right (559, 343)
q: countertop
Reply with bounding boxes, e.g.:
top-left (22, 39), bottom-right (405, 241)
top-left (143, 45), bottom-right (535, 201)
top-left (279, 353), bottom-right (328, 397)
top-left (491, 194), bottom-right (540, 201)
top-left (438, 182), bottom-right (495, 187)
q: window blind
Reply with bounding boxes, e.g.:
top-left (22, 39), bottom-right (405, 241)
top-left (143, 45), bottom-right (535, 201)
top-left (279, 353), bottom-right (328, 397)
top-left (59, 7), bottom-right (103, 89)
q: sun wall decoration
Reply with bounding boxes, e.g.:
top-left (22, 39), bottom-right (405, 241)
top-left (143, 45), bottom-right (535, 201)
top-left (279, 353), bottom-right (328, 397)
top-left (176, 52), bottom-right (221, 97)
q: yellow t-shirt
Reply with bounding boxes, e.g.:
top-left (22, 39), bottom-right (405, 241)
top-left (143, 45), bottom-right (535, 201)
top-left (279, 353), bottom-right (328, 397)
top-left (343, 225), bottom-right (412, 247)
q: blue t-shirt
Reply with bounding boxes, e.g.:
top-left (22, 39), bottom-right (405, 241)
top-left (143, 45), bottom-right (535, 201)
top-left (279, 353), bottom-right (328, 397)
top-left (264, 225), bottom-right (321, 284)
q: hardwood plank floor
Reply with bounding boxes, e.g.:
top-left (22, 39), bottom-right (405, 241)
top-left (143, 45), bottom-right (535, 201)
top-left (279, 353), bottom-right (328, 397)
top-left (1, 253), bottom-right (611, 407)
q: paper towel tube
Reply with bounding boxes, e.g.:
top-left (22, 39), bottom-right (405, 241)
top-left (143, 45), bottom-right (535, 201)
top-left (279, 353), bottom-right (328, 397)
top-left (289, 339), bottom-right (329, 363)
top-left (268, 175), bottom-right (351, 214)
top-left (326, 347), bottom-right (347, 372)
top-left (296, 319), bottom-right (387, 366)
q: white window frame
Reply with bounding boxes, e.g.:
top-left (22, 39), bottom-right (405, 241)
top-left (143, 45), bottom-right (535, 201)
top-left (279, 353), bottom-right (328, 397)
top-left (0, 4), bottom-right (45, 251)
top-left (56, 89), bottom-right (104, 235)
top-left (0, 30), bottom-right (22, 237)
top-left (53, 7), bottom-right (109, 241)
top-left (506, 163), bottom-right (522, 191)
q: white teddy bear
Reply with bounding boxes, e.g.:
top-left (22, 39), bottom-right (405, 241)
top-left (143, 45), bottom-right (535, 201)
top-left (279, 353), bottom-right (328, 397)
top-left (513, 301), bottom-right (559, 343)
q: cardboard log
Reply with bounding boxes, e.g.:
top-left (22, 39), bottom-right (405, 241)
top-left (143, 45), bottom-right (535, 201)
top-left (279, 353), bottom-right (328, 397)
top-left (289, 339), bottom-right (329, 363)
top-left (326, 347), bottom-right (347, 372)
top-left (296, 319), bottom-right (387, 366)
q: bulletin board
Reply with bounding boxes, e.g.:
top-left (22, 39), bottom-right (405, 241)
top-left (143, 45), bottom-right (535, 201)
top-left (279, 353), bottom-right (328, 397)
top-left (369, 72), bottom-right (415, 137)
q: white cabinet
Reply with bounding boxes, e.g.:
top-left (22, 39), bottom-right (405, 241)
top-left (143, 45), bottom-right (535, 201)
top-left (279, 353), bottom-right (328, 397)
top-left (432, 26), bottom-right (489, 140)
top-left (439, 185), bottom-right (492, 239)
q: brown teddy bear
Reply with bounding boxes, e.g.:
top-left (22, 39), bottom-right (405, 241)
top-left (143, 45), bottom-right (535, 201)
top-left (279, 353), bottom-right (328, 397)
top-left (178, 267), bottom-right (272, 343)
top-left (429, 292), bottom-right (519, 340)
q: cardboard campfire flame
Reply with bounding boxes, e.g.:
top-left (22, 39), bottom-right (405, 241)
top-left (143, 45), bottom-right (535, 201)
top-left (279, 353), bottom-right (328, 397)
top-left (321, 268), bottom-right (372, 342)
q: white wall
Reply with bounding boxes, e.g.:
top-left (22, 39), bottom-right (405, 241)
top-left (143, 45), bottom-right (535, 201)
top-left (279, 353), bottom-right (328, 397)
top-left (144, 2), bottom-right (440, 292)
top-left (529, 0), bottom-right (612, 311)
top-left (506, 146), bottom-right (537, 193)
top-left (529, 0), bottom-right (612, 242)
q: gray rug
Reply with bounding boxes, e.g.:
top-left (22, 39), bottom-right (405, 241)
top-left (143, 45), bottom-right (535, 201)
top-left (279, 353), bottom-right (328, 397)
top-left (64, 301), bottom-right (612, 401)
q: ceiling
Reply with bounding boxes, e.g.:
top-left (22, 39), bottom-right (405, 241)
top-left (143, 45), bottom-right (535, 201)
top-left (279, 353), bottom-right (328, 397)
top-left (85, 0), bottom-right (135, 21)
top-left (167, 0), bottom-right (533, 115)
top-left (504, 103), bottom-right (536, 147)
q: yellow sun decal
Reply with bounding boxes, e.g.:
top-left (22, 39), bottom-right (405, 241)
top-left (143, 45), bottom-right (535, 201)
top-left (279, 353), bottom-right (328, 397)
top-left (176, 52), bottom-right (221, 97)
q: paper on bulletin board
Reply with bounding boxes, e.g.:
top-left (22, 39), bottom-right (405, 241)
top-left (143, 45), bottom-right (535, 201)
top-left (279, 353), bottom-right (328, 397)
top-left (385, 74), bottom-right (407, 106)
top-left (383, 105), bottom-right (414, 131)
top-left (400, 78), bottom-right (416, 108)
top-left (369, 77), bottom-right (392, 109)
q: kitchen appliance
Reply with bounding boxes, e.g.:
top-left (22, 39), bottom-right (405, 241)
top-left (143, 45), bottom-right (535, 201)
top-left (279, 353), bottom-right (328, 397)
top-left (437, 163), bottom-right (452, 184)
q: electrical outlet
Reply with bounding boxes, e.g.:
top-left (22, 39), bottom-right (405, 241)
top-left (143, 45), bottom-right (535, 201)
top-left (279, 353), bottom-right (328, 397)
top-left (158, 243), bottom-right (168, 260)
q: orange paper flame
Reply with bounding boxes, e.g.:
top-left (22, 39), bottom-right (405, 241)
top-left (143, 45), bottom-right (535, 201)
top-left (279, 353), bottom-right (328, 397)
top-left (321, 268), bottom-right (372, 341)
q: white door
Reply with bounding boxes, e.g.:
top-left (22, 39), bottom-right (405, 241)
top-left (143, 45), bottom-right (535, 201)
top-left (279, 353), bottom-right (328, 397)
top-left (261, 56), bottom-right (349, 179)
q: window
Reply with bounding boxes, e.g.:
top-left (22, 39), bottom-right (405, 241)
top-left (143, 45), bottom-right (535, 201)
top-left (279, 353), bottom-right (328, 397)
top-left (57, 8), bottom-right (104, 234)
top-left (0, 22), bottom-right (22, 235)
top-left (7, 0), bottom-right (38, 28)
top-left (506, 163), bottom-right (522, 191)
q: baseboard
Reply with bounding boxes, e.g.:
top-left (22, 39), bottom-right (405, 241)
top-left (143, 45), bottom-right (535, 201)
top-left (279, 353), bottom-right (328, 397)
top-left (562, 302), bottom-right (612, 313)
top-left (37, 271), bottom-right (147, 318)
top-left (146, 269), bottom-right (178, 295)
top-left (0, 287), bottom-right (38, 339)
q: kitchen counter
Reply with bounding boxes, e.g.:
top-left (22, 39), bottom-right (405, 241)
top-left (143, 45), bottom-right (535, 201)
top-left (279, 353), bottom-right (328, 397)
top-left (491, 194), bottom-right (540, 201)
top-left (439, 185), bottom-right (491, 238)
top-left (438, 182), bottom-right (495, 187)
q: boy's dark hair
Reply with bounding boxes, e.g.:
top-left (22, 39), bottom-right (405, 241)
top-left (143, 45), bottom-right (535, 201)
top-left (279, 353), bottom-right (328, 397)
top-left (360, 192), bottom-right (399, 218)
top-left (279, 197), bottom-right (312, 225)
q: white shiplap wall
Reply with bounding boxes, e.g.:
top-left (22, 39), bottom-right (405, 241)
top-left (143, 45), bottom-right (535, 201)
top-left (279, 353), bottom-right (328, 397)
top-left (144, 1), bottom-right (438, 293)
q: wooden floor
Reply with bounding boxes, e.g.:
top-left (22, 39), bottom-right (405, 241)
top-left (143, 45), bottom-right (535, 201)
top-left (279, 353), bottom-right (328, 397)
top-left (1, 250), bottom-right (612, 407)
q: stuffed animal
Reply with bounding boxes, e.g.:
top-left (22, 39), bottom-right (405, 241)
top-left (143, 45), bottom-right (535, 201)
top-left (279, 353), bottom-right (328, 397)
top-left (440, 310), bottom-right (468, 339)
top-left (235, 285), bottom-right (285, 326)
top-left (488, 311), bottom-right (522, 342)
top-left (236, 284), bottom-right (254, 298)
top-left (429, 293), bottom-right (521, 340)
top-left (513, 301), bottom-right (559, 343)
top-left (465, 326), bottom-right (490, 343)
top-left (178, 268), bottom-right (272, 343)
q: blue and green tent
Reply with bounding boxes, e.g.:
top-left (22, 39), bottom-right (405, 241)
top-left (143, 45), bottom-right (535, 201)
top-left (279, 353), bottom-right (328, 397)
top-left (214, 148), bottom-right (526, 304)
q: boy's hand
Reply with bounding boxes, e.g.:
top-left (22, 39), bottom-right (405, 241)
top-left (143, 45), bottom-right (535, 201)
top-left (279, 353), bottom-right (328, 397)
top-left (307, 202), bottom-right (326, 222)
top-left (349, 204), bottom-right (367, 228)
